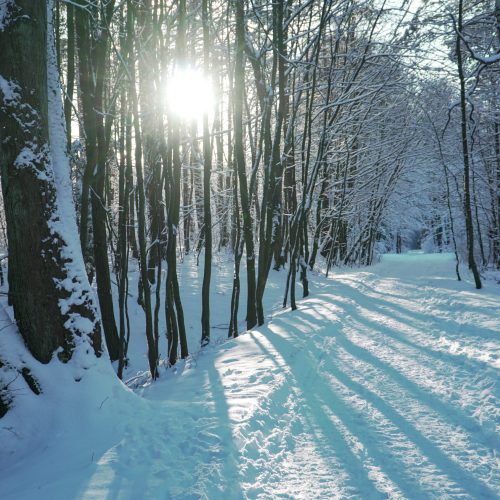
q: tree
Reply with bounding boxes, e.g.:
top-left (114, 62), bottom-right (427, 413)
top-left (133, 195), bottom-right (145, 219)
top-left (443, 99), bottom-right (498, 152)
top-left (201, 0), bottom-right (213, 346)
top-left (125, 0), bottom-right (158, 378)
top-left (455, 0), bottom-right (482, 289)
top-left (233, 0), bottom-right (257, 330)
top-left (0, 0), bottom-right (102, 365)
top-left (165, 0), bottom-right (189, 365)
top-left (75, 0), bottom-right (121, 358)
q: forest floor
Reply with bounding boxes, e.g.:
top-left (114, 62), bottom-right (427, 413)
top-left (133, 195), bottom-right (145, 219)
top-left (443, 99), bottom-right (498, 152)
top-left (0, 252), bottom-right (499, 499)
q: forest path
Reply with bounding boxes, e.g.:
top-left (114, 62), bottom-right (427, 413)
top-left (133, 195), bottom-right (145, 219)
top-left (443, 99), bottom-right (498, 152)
top-left (1, 253), bottom-right (499, 499)
top-left (141, 252), bottom-right (499, 499)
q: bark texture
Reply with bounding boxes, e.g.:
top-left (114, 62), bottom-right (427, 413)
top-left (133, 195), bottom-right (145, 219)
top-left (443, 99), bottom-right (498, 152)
top-left (0, 0), bottom-right (102, 363)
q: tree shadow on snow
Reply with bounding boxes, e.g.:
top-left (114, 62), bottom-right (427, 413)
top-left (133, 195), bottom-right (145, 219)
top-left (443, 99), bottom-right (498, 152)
top-left (261, 301), bottom-right (497, 499)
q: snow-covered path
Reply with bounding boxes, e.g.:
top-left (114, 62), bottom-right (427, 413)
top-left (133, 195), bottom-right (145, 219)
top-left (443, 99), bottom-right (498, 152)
top-left (1, 253), bottom-right (499, 499)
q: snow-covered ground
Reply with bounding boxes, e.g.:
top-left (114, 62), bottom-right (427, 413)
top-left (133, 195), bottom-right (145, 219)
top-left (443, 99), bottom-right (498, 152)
top-left (1, 252), bottom-right (499, 499)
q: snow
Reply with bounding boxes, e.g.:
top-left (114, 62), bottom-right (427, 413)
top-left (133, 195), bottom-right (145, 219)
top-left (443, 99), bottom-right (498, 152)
top-left (0, 74), bottom-right (19, 105)
top-left (13, 144), bottom-right (49, 171)
top-left (0, 1), bottom-right (14, 32)
top-left (0, 252), bottom-right (499, 498)
top-left (44, 0), bottom-right (102, 355)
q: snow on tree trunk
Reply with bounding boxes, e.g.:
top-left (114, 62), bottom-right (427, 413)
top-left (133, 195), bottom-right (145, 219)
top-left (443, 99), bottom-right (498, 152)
top-left (0, 0), bottom-right (102, 365)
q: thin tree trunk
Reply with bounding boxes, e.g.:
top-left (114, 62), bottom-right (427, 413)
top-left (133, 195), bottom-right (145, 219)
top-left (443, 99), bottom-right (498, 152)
top-left (201, 0), bottom-right (212, 346)
top-left (166, 0), bottom-right (189, 364)
top-left (127, 2), bottom-right (158, 378)
top-left (234, 0), bottom-right (257, 330)
top-left (457, 0), bottom-right (482, 289)
top-left (117, 89), bottom-right (130, 379)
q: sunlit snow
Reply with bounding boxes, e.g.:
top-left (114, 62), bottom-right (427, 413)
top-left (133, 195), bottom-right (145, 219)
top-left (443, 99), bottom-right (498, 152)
top-left (0, 253), bottom-right (498, 499)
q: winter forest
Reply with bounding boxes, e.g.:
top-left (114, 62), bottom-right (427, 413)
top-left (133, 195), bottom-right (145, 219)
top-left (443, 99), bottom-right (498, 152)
top-left (0, 0), bottom-right (499, 498)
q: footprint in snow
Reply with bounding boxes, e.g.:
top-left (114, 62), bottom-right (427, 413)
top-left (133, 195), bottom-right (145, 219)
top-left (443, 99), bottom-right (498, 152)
top-left (221, 357), bottom-right (238, 364)
top-left (197, 430), bottom-right (222, 446)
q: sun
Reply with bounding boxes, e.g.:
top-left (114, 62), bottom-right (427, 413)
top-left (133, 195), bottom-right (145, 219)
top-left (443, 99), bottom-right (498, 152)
top-left (165, 68), bottom-right (214, 121)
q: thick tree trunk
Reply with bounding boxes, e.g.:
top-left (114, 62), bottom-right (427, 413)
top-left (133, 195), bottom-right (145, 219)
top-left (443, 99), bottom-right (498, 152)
top-left (0, 0), bottom-right (101, 364)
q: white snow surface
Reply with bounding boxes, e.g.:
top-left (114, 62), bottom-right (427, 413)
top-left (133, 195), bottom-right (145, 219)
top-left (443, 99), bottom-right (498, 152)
top-left (0, 252), bottom-right (499, 499)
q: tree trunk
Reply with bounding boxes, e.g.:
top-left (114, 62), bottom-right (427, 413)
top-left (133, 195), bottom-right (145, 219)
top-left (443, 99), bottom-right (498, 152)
top-left (127, 1), bottom-right (158, 378)
top-left (201, 0), bottom-right (212, 346)
top-left (457, 0), bottom-right (482, 289)
top-left (234, 0), bottom-right (257, 330)
top-left (166, 0), bottom-right (189, 364)
top-left (0, 0), bottom-right (102, 364)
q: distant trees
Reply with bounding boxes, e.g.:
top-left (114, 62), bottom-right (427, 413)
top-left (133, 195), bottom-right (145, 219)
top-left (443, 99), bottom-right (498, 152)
top-left (1, 0), bottom-right (497, 393)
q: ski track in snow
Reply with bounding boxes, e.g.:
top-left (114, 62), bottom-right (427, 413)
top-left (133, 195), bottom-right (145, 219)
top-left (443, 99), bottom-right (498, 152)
top-left (0, 253), bottom-right (499, 499)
